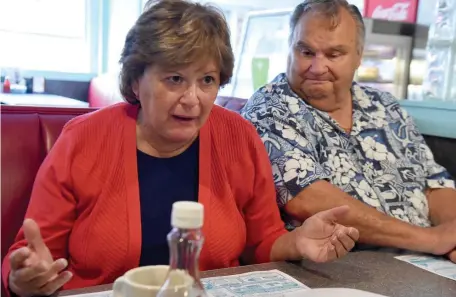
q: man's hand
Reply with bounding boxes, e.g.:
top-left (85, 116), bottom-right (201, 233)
top-left (447, 250), bottom-right (456, 263)
top-left (428, 219), bottom-right (456, 254)
top-left (428, 219), bottom-right (456, 263)
top-left (8, 219), bottom-right (72, 297)
top-left (294, 205), bottom-right (359, 263)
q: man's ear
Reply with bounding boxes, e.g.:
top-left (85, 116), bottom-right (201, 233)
top-left (356, 48), bottom-right (363, 68)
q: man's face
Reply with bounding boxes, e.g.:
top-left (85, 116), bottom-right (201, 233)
top-left (286, 8), bottom-right (362, 110)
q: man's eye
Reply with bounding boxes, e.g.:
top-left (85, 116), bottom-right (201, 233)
top-left (301, 50), bottom-right (313, 56)
top-left (167, 76), bottom-right (183, 84)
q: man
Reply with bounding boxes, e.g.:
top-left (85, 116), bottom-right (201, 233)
top-left (241, 0), bottom-right (456, 262)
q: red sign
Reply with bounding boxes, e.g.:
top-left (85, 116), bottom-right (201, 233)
top-left (365, 0), bottom-right (419, 23)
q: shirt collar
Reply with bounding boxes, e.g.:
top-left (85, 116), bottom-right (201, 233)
top-left (272, 73), bottom-right (377, 117)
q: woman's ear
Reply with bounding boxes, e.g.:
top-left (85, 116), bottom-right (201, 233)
top-left (132, 80), bottom-right (139, 99)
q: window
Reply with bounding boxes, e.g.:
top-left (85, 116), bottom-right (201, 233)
top-left (0, 0), bottom-right (96, 74)
top-left (106, 0), bottom-right (141, 72)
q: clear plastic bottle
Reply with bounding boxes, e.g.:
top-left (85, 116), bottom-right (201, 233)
top-left (157, 201), bottom-right (207, 297)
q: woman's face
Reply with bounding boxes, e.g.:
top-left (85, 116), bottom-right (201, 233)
top-left (133, 60), bottom-right (220, 147)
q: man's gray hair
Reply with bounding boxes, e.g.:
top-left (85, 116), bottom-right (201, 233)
top-left (289, 0), bottom-right (365, 53)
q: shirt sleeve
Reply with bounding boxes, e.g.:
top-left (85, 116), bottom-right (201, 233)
top-left (242, 124), bottom-right (288, 264)
top-left (401, 107), bottom-right (455, 189)
top-left (242, 103), bottom-right (329, 209)
top-left (1, 126), bottom-right (78, 295)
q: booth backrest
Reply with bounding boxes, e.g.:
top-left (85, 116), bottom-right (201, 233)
top-left (87, 73), bottom-right (249, 113)
top-left (1, 105), bottom-right (96, 295)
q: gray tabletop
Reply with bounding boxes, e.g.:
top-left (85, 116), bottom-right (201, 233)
top-left (59, 250), bottom-right (456, 297)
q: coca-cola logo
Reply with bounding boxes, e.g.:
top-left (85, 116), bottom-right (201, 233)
top-left (371, 2), bottom-right (411, 21)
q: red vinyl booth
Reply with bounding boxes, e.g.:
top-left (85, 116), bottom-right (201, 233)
top-left (1, 105), bottom-right (96, 295)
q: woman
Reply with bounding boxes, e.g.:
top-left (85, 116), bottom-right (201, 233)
top-left (2, 1), bottom-right (359, 296)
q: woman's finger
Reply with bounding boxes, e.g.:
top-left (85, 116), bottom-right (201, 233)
top-left (9, 247), bottom-right (31, 270)
top-left (27, 258), bottom-right (68, 288)
top-left (37, 271), bottom-right (73, 296)
top-left (13, 260), bottom-right (49, 283)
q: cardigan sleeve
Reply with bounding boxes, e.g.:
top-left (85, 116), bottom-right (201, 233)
top-left (1, 125), bottom-right (79, 295)
top-left (243, 126), bottom-right (288, 264)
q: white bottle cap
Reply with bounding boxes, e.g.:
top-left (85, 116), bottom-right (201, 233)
top-left (171, 201), bottom-right (204, 229)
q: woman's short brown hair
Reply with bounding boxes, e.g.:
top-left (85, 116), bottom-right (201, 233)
top-left (119, 0), bottom-right (234, 104)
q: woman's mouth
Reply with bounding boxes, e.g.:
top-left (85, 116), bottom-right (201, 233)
top-left (172, 115), bottom-right (196, 122)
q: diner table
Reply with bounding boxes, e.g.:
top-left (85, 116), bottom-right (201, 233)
top-left (59, 250), bottom-right (456, 297)
top-left (0, 93), bottom-right (89, 107)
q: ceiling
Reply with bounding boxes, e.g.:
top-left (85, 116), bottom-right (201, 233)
top-left (202, 0), bottom-right (365, 10)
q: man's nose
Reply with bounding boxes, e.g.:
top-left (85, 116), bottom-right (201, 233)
top-left (309, 56), bottom-right (328, 75)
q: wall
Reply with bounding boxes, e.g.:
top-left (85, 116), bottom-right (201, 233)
top-left (44, 79), bottom-right (90, 102)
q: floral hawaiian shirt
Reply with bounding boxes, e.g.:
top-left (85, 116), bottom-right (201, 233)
top-left (241, 73), bottom-right (455, 230)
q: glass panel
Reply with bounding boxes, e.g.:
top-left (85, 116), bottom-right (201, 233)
top-left (408, 48), bottom-right (427, 100)
top-left (356, 44), bottom-right (399, 97)
top-left (0, 31), bottom-right (90, 72)
top-left (428, 0), bottom-right (456, 41)
top-left (423, 44), bottom-right (453, 99)
top-left (452, 56), bottom-right (456, 98)
top-left (232, 12), bottom-right (291, 99)
top-left (422, 0), bottom-right (456, 100)
top-left (0, 0), bottom-right (86, 38)
top-left (0, 0), bottom-right (90, 73)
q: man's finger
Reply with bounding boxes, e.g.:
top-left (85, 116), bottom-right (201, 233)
top-left (335, 231), bottom-right (356, 252)
top-left (447, 250), bottom-right (456, 263)
top-left (9, 247), bottom-right (31, 270)
top-left (23, 219), bottom-right (47, 252)
top-left (330, 236), bottom-right (345, 258)
top-left (37, 271), bottom-right (73, 296)
top-left (324, 244), bottom-right (337, 263)
top-left (315, 205), bottom-right (350, 223)
top-left (347, 227), bottom-right (359, 241)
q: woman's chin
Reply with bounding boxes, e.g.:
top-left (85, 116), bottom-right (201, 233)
top-left (165, 130), bottom-right (198, 144)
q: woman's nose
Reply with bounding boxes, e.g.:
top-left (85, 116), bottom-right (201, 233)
top-left (181, 84), bottom-right (199, 106)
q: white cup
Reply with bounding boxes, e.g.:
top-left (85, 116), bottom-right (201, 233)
top-left (113, 265), bottom-right (192, 297)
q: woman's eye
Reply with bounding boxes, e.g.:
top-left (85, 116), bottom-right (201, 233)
top-left (167, 76), bottom-right (183, 84)
top-left (203, 76), bottom-right (215, 85)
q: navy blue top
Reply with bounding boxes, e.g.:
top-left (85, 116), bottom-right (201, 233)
top-left (137, 138), bottom-right (199, 266)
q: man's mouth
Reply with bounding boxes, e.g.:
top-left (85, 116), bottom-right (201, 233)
top-left (306, 79), bottom-right (328, 84)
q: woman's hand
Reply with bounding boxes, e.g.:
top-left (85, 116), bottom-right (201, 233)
top-left (295, 205), bottom-right (359, 263)
top-left (8, 219), bottom-right (72, 297)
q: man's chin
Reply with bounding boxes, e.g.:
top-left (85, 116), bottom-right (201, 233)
top-left (291, 81), bottom-right (332, 100)
top-left (301, 89), bottom-right (332, 100)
